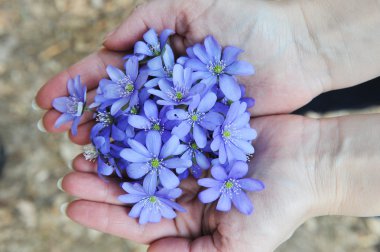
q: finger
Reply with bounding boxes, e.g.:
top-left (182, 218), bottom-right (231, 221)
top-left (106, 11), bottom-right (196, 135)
top-left (36, 49), bottom-right (124, 109)
top-left (103, 0), bottom-right (178, 51)
top-left (41, 89), bottom-right (96, 133)
top-left (66, 200), bottom-right (178, 244)
top-left (72, 153), bottom-right (97, 173)
top-left (61, 172), bottom-right (122, 205)
top-left (68, 120), bottom-right (94, 145)
top-left (148, 237), bottom-right (218, 252)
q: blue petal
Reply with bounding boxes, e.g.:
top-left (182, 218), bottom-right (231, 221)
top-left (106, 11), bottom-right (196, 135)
top-left (211, 165), bottom-right (228, 181)
top-left (139, 206), bottom-right (150, 224)
top-left (70, 116), bottom-right (81, 136)
top-left (67, 78), bottom-right (75, 96)
top-left (159, 203), bottom-right (176, 219)
top-left (129, 201), bottom-right (144, 218)
top-left (149, 208), bottom-right (162, 223)
top-left (106, 65), bottom-right (126, 83)
top-left (232, 191), bottom-right (253, 215)
top-left (210, 135), bottom-right (222, 152)
top-left (143, 172), bottom-right (158, 195)
top-left (127, 138), bottom-right (151, 157)
top-left (233, 139), bottom-right (254, 154)
top-left (195, 151), bottom-right (210, 169)
top-left (159, 29), bottom-right (174, 50)
top-left (229, 161), bottom-right (248, 179)
top-left (110, 98), bottom-right (129, 116)
top-left (111, 125), bottom-right (125, 141)
top-left (120, 148), bottom-right (151, 162)
top-left (98, 160), bottom-right (114, 176)
top-left (219, 75), bottom-right (241, 101)
top-left (166, 109), bottom-right (188, 120)
top-left (201, 112), bottom-right (224, 131)
top-left (143, 28), bottom-right (159, 47)
top-left (134, 41), bottom-right (153, 56)
top-left (156, 187), bottom-right (182, 199)
top-left (198, 187), bottom-right (221, 203)
top-left (145, 78), bottom-right (160, 88)
top-left (225, 101), bottom-right (240, 125)
top-left (197, 92), bottom-right (217, 113)
top-left (159, 167), bottom-right (179, 189)
top-left (216, 193), bottom-right (232, 212)
top-left (172, 64), bottom-right (184, 88)
top-left (193, 123), bottom-right (207, 148)
top-left (232, 113), bottom-right (250, 129)
top-left (225, 61), bottom-right (255, 76)
top-left (193, 44), bottom-right (209, 64)
top-left (148, 89), bottom-right (170, 100)
top-left (218, 142), bottom-right (227, 164)
top-left (126, 162), bottom-right (150, 179)
top-left (172, 121), bottom-right (191, 138)
top-left (160, 135), bottom-right (179, 158)
top-left (185, 58), bottom-right (207, 71)
top-left (239, 178), bottom-right (265, 192)
top-left (147, 55), bottom-right (163, 70)
top-left (198, 178), bottom-right (223, 188)
top-left (146, 130), bottom-right (161, 156)
top-left (160, 198), bottom-right (186, 212)
top-left (164, 158), bottom-right (192, 169)
top-left (121, 182), bottom-right (145, 195)
top-left (162, 44), bottom-right (175, 69)
top-left (143, 99), bottom-right (158, 119)
top-left (204, 35), bottom-right (222, 61)
top-left (52, 97), bottom-right (70, 113)
top-left (135, 71), bottom-right (149, 90)
top-left (54, 113), bottom-right (74, 128)
top-left (158, 78), bottom-right (173, 94)
top-left (125, 56), bottom-right (139, 82)
top-left (118, 194), bottom-right (145, 204)
top-left (222, 46), bottom-right (243, 66)
top-left (128, 115), bottom-right (151, 129)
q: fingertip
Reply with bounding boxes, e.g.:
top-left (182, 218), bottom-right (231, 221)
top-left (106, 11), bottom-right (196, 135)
top-left (72, 153), bottom-right (97, 173)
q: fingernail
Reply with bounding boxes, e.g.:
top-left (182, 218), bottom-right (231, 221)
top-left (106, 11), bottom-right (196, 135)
top-left (60, 202), bottom-right (69, 216)
top-left (57, 177), bottom-right (64, 192)
top-left (37, 119), bottom-right (47, 132)
top-left (67, 160), bottom-right (73, 170)
top-left (31, 98), bottom-right (43, 111)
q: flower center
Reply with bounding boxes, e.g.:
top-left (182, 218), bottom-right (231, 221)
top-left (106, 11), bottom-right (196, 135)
top-left (83, 144), bottom-right (98, 161)
top-left (130, 106), bottom-right (138, 115)
top-left (96, 111), bottom-right (113, 126)
top-left (208, 60), bottom-right (226, 75)
top-left (66, 97), bottom-right (84, 116)
top-left (149, 44), bottom-right (161, 56)
top-left (149, 196), bottom-right (157, 203)
top-left (223, 130), bottom-right (231, 138)
top-left (175, 92), bottom-right (183, 100)
top-left (225, 181), bottom-right (234, 189)
top-left (151, 158), bottom-right (160, 168)
top-left (191, 114), bottom-right (198, 121)
top-left (221, 178), bottom-right (242, 195)
top-left (152, 123), bottom-right (161, 131)
top-left (125, 83), bottom-right (134, 93)
top-left (226, 99), bottom-right (234, 106)
top-left (191, 142), bottom-right (198, 150)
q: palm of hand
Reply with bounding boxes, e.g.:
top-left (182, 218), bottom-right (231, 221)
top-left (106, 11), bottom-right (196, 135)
top-left (62, 115), bottom-right (318, 252)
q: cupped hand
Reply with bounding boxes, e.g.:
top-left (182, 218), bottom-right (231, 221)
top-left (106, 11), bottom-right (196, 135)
top-left (60, 115), bottom-right (322, 252)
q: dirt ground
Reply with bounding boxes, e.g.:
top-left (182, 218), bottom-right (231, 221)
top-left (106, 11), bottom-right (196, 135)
top-left (0, 0), bottom-right (379, 251)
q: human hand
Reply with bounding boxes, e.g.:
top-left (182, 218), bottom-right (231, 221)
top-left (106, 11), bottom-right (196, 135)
top-left (58, 114), bottom-right (323, 251)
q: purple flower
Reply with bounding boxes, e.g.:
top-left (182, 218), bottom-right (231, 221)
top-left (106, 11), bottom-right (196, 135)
top-left (127, 28), bottom-right (174, 62)
top-left (198, 161), bottom-right (264, 214)
top-left (120, 131), bottom-right (192, 194)
top-left (178, 134), bottom-right (210, 172)
top-left (184, 36), bottom-right (254, 101)
top-left (148, 64), bottom-right (205, 106)
top-left (145, 44), bottom-right (175, 87)
top-left (96, 56), bottom-right (148, 115)
top-left (118, 182), bottom-right (186, 224)
top-left (166, 92), bottom-right (224, 148)
top-left (52, 75), bottom-right (87, 136)
top-left (211, 101), bottom-right (257, 164)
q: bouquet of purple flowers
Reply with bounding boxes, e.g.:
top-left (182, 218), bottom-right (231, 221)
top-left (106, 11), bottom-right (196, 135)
top-left (53, 28), bottom-right (265, 224)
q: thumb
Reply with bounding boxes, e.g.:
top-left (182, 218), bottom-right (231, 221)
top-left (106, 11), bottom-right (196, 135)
top-left (103, 0), bottom-right (178, 51)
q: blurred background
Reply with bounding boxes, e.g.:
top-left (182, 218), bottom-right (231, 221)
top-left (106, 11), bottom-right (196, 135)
top-left (0, 0), bottom-right (379, 251)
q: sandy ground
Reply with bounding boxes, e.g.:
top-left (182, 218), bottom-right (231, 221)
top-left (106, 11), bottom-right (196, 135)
top-left (0, 0), bottom-right (379, 251)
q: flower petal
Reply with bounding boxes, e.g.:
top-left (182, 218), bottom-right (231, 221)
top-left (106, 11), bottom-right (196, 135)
top-left (195, 151), bottom-right (210, 169)
top-left (52, 97), bottom-right (70, 113)
top-left (201, 112), bottom-right (224, 131)
top-left (125, 56), bottom-right (139, 82)
top-left (143, 172), bottom-right (158, 195)
top-left (110, 98), bottom-right (129, 116)
top-left (185, 59), bottom-right (207, 71)
top-left (222, 46), bottom-right (243, 66)
top-left (232, 191), bottom-right (253, 215)
top-left (239, 178), bottom-right (265, 192)
top-left (144, 130), bottom-right (161, 157)
top-left (160, 135), bottom-right (179, 158)
top-left (159, 167), bottom-right (180, 189)
top-left (204, 35), bottom-right (222, 61)
top-left (233, 139), bottom-right (254, 154)
top-left (121, 182), bottom-right (145, 195)
top-left (172, 64), bottom-right (184, 88)
top-left (120, 148), bottom-right (151, 162)
top-left (118, 194), bottom-right (145, 204)
top-left (211, 165), bottom-right (228, 181)
top-left (129, 201), bottom-right (144, 218)
top-left (197, 92), bottom-right (217, 113)
top-left (216, 194), bottom-right (232, 212)
top-left (128, 115), bottom-right (151, 129)
top-left (164, 158), bottom-right (192, 169)
top-left (106, 65), bottom-right (126, 82)
top-left (127, 138), bottom-right (150, 157)
top-left (143, 99), bottom-right (158, 119)
top-left (159, 203), bottom-right (176, 219)
top-left (172, 121), bottom-right (191, 139)
top-left (229, 161), bottom-right (248, 179)
top-left (219, 75), bottom-right (241, 101)
top-left (143, 28), bottom-right (159, 47)
top-left (54, 113), bottom-right (74, 128)
top-left (210, 135), bottom-right (222, 152)
top-left (166, 109), bottom-right (188, 120)
top-left (139, 205), bottom-right (151, 224)
top-left (198, 178), bottom-right (223, 188)
top-left (127, 162), bottom-right (150, 179)
top-left (159, 29), bottom-right (174, 49)
top-left (147, 55), bottom-right (163, 70)
top-left (134, 41), bottom-right (153, 56)
top-left (198, 187), bottom-right (221, 203)
top-left (193, 43), bottom-right (209, 64)
top-left (193, 123), bottom-right (207, 148)
top-left (225, 61), bottom-right (255, 76)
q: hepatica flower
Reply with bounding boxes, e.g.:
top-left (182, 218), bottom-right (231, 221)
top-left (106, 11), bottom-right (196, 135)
top-left (49, 28), bottom-right (262, 223)
top-left (52, 75), bottom-right (86, 136)
top-left (119, 182), bottom-right (186, 224)
top-left (185, 36), bottom-right (255, 101)
top-left (198, 161), bottom-right (264, 214)
top-left (120, 131), bottom-right (192, 194)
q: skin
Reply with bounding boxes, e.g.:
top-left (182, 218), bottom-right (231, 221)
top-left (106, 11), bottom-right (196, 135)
top-left (35, 0), bottom-right (380, 251)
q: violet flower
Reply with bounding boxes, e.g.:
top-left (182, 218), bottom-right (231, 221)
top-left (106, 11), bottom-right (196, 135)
top-left (52, 75), bottom-right (86, 136)
top-left (119, 182), bottom-right (186, 224)
top-left (198, 161), bottom-right (264, 214)
top-left (184, 36), bottom-right (255, 101)
top-left (166, 92), bottom-right (224, 148)
top-left (178, 134), bottom-right (210, 173)
top-left (211, 101), bottom-right (257, 164)
top-left (145, 44), bottom-right (175, 87)
top-left (126, 28), bottom-right (174, 62)
top-left (120, 131), bottom-right (191, 194)
top-left (148, 64), bottom-right (205, 106)
top-left (97, 56), bottom-right (148, 115)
